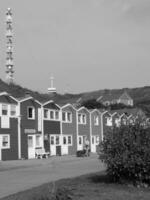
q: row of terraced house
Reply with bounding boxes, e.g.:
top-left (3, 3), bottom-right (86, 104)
top-left (0, 91), bottom-right (147, 161)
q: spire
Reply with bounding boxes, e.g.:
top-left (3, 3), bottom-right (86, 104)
top-left (6, 8), bottom-right (14, 84)
top-left (48, 75), bottom-right (57, 94)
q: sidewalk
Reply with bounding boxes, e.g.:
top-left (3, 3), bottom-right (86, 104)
top-left (0, 154), bottom-right (98, 172)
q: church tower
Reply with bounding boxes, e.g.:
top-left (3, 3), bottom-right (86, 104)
top-left (6, 8), bottom-right (14, 84)
top-left (48, 75), bottom-right (57, 94)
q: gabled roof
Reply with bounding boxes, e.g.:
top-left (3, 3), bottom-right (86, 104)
top-left (60, 103), bottom-right (76, 111)
top-left (0, 92), bottom-right (18, 104)
top-left (98, 91), bottom-right (133, 103)
top-left (43, 100), bottom-right (60, 110)
top-left (119, 92), bottom-right (133, 101)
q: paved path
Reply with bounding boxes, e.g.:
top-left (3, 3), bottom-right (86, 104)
top-left (0, 155), bottom-right (104, 199)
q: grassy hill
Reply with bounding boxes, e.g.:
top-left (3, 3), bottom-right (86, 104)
top-left (1, 79), bottom-right (150, 114)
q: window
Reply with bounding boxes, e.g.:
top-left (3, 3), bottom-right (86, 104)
top-left (96, 136), bottom-right (99, 144)
top-left (78, 114), bottom-right (81, 123)
top-left (94, 116), bottom-right (99, 125)
top-left (62, 112), bottom-right (72, 123)
top-left (68, 136), bottom-right (72, 145)
top-left (36, 135), bottom-right (41, 147)
top-left (2, 135), bottom-right (10, 149)
top-left (63, 136), bottom-right (67, 145)
top-left (106, 117), bottom-right (112, 126)
top-left (10, 105), bottom-right (16, 116)
top-left (79, 136), bottom-right (82, 145)
top-left (50, 136), bottom-right (55, 145)
top-left (62, 112), bottom-right (66, 121)
top-left (82, 114), bottom-right (86, 124)
top-left (78, 114), bottom-right (86, 124)
top-left (92, 136), bottom-right (95, 144)
top-left (67, 113), bottom-right (72, 122)
top-left (50, 110), bottom-right (54, 119)
top-left (44, 109), bottom-right (48, 119)
top-left (55, 111), bottom-right (59, 120)
top-left (28, 107), bottom-right (35, 119)
top-left (56, 136), bottom-right (60, 145)
top-left (2, 104), bottom-right (8, 116)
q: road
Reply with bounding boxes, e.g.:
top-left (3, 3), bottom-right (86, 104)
top-left (0, 155), bottom-right (104, 199)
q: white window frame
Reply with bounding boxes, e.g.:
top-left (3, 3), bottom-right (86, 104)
top-left (10, 104), bottom-right (17, 117)
top-left (62, 111), bottom-right (72, 123)
top-left (94, 115), bottom-right (99, 126)
top-left (2, 104), bottom-right (8, 116)
top-left (106, 117), bottom-right (112, 126)
top-left (78, 113), bottom-right (87, 125)
top-left (44, 109), bottom-right (60, 121)
top-left (68, 135), bottom-right (72, 146)
top-left (50, 135), bottom-right (55, 145)
top-left (35, 135), bottom-right (42, 148)
top-left (1, 134), bottom-right (10, 149)
top-left (27, 106), bottom-right (35, 120)
top-left (43, 109), bottom-right (49, 119)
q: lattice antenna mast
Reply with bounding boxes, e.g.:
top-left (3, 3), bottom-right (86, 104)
top-left (6, 8), bottom-right (14, 84)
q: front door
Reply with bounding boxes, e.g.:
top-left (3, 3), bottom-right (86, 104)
top-left (28, 135), bottom-right (35, 159)
top-left (78, 136), bottom-right (83, 150)
top-left (62, 135), bottom-right (68, 155)
top-left (50, 135), bottom-right (56, 156)
top-left (91, 136), bottom-right (96, 153)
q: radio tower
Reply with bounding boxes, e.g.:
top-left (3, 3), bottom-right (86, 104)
top-left (6, 8), bottom-right (14, 84)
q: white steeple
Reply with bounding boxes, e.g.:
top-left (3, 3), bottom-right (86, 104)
top-left (48, 75), bottom-right (57, 94)
top-left (6, 8), bottom-right (14, 84)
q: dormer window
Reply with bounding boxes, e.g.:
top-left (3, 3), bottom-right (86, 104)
top-left (2, 104), bottom-right (8, 116)
top-left (28, 107), bottom-right (35, 119)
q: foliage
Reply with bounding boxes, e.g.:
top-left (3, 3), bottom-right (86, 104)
top-left (99, 124), bottom-right (150, 185)
top-left (109, 103), bottom-right (133, 110)
top-left (81, 99), bottom-right (105, 109)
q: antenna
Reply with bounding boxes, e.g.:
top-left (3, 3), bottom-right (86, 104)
top-left (6, 8), bottom-right (14, 84)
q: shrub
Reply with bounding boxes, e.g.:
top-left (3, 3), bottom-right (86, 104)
top-left (99, 124), bottom-right (150, 185)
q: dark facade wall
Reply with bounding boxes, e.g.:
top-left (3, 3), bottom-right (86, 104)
top-left (91, 112), bottom-right (101, 140)
top-left (44, 120), bottom-right (60, 135)
top-left (62, 107), bottom-right (77, 155)
top-left (78, 110), bottom-right (90, 141)
top-left (103, 113), bottom-right (112, 137)
top-left (20, 99), bottom-right (41, 159)
top-left (0, 118), bottom-right (18, 161)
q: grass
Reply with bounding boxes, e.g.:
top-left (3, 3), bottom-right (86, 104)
top-left (1, 171), bottom-right (150, 200)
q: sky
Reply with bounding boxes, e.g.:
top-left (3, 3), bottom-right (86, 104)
top-left (0, 0), bottom-right (150, 94)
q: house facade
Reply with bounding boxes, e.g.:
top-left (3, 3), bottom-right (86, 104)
top-left (18, 96), bottom-right (43, 159)
top-left (61, 104), bottom-right (77, 155)
top-left (90, 109), bottom-right (101, 153)
top-left (0, 92), bottom-right (19, 161)
top-left (42, 101), bottom-right (61, 156)
top-left (77, 107), bottom-right (90, 151)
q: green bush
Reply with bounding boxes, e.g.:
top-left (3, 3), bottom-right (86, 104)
top-left (99, 124), bottom-right (150, 185)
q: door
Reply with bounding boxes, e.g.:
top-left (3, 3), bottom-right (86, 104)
top-left (50, 135), bottom-right (56, 156)
top-left (91, 136), bottom-right (96, 153)
top-left (62, 135), bottom-right (68, 155)
top-left (28, 135), bottom-right (35, 159)
top-left (78, 136), bottom-right (83, 150)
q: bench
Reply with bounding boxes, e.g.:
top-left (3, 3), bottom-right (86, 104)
top-left (35, 148), bottom-right (50, 159)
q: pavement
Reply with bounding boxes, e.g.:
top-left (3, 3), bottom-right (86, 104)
top-left (0, 154), bottom-right (105, 199)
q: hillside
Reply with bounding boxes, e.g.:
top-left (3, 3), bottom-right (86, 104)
top-left (0, 79), bottom-right (150, 110)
